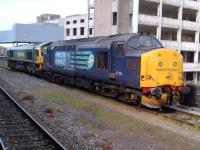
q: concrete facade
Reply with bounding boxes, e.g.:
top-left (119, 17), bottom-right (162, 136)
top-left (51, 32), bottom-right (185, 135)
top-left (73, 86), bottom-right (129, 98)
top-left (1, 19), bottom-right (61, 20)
top-left (0, 23), bottom-right (64, 43)
top-left (93, 0), bottom-right (200, 84)
top-left (94, 0), bottom-right (112, 36)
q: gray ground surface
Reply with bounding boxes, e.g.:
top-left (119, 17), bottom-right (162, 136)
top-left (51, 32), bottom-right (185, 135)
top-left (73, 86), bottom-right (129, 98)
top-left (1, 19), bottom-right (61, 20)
top-left (0, 67), bottom-right (200, 150)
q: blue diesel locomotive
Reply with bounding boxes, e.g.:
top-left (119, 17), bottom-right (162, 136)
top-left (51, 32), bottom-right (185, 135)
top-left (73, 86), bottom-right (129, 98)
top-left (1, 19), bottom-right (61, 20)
top-left (42, 33), bottom-right (187, 108)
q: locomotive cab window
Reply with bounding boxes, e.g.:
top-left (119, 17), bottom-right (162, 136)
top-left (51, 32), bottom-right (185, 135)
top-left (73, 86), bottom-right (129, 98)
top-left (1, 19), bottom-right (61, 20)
top-left (116, 42), bottom-right (125, 56)
top-left (96, 52), bottom-right (108, 69)
top-left (127, 35), bottom-right (163, 51)
top-left (26, 51), bottom-right (32, 60)
top-left (127, 37), bottom-right (140, 50)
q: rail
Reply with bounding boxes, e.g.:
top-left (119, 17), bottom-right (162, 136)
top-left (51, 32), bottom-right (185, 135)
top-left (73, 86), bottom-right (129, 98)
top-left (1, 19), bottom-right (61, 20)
top-left (0, 87), bottom-right (67, 150)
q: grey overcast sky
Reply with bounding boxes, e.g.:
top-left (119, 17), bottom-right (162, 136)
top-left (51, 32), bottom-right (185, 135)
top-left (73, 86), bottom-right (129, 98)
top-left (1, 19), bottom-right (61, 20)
top-left (0, 0), bottom-right (88, 31)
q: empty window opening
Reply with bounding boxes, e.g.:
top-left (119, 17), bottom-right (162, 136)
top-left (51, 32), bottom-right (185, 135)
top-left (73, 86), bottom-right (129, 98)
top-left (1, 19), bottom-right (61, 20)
top-left (182, 8), bottom-right (197, 22)
top-left (181, 51), bottom-right (194, 63)
top-left (138, 25), bottom-right (157, 37)
top-left (182, 30), bottom-right (195, 42)
top-left (96, 52), bottom-right (108, 69)
top-left (112, 12), bottom-right (117, 25)
top-left (161, 28), bottom-right (177, 41)
top-left (185, 72), bottom-right (194, 81)
top-left (66, 21), bottom-right (70, 25)
top-left (139, 0), bottom-right (158, 16)
top-left (198, 72), bottom-right (200, 83)
top-left (162, 4), bottom-right (178, 19)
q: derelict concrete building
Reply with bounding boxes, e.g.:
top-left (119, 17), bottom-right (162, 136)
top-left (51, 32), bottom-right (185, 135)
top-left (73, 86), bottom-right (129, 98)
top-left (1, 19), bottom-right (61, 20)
top-left (92, 0), bottom-right (200, 84)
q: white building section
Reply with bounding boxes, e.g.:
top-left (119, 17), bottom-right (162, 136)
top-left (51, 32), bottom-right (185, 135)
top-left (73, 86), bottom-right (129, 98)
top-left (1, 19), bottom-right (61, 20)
top-left (43, 14), bottom-right (94, 40)
top-left (64, 14), bottom-right (94, 40)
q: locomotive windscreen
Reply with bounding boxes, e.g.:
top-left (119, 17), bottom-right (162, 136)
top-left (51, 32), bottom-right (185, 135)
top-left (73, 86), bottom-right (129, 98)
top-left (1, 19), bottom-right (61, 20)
top-left (127, 35), bottom-right (163, 51)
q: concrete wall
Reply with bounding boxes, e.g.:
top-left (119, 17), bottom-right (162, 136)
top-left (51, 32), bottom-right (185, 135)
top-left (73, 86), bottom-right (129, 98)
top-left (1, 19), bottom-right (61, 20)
top-left (94, 0), bottom-right (112, 36)
top-left (118, 0), bottom-right (131, 34)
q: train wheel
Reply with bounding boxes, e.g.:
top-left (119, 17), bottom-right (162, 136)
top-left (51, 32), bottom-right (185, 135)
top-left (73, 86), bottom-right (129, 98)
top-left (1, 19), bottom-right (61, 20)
top-left (132, 96), bottom-right (141, 106)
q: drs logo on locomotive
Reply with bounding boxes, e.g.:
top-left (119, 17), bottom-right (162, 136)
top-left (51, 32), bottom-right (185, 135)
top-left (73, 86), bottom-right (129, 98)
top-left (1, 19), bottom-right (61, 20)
top-left (54, 51), bottom-right (95, 70)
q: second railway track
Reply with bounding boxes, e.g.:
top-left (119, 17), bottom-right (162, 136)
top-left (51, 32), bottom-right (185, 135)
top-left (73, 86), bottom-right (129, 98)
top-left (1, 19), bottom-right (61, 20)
top-left (162, 106), bottom-right (200, 128)
top-left (0, 87), bottom-right (66, 150)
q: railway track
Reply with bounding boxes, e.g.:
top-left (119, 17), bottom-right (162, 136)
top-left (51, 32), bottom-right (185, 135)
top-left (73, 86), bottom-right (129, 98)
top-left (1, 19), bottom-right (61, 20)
top-left (0, 59), bottom-right (200, 129)
top-left (0, 87), bottom-right (66, 150)
top-left (162, 106), bottom-right (200, 127)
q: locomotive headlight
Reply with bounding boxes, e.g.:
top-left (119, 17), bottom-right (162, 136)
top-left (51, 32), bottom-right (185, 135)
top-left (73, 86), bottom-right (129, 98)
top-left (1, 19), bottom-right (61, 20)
top-left (173, 62), bottom-right (177, 67)
top-left (158, 62), bottom-right (163, 67)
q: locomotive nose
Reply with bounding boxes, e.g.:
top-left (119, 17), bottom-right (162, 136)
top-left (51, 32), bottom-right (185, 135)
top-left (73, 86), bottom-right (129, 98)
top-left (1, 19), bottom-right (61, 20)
top-left (140, 48), bottom-right (183, 88)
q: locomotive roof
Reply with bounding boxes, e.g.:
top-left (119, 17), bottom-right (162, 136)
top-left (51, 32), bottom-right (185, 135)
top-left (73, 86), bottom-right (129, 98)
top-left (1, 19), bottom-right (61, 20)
top-left (8, 44), bottom-right (35, 51)
top-left (8, 42), bottom-right (51, 50)
top-left (51, 33), bottom-right (144, 47)
top-left (35, 42), bottom-right (52, 49)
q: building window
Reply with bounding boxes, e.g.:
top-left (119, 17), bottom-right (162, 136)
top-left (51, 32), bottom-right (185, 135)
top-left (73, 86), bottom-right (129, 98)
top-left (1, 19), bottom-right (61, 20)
top-left (185, 72), bottom-right (193, 81)
top-left (112, 12), bottom-right (117, 25)
top-left (73, 20), bottom-right (77, 24)
top-left (66, 28), bottom-right (70, 36)
top-left (80, 27), bottom-right (84, 35)
top-left (96, 52), bottom-right (108, 69)
top-left (80, 19), bottom-right (85, 23)
top-left (66, 21), bottom-right (70, 25)
top-left (73, 28), bottom-right (77, 36)
top-left (90, 28), bottom-right (93, 35)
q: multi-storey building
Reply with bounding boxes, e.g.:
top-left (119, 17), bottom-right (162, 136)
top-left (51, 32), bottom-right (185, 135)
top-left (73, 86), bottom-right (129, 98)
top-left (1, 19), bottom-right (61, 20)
top-left (92, 0), bottom-right (200, 84)
top-left (64, 14), bottom-right (94, 40)
top-left (42, 14), bottom-right (94, 40)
